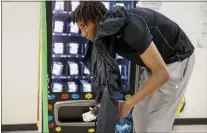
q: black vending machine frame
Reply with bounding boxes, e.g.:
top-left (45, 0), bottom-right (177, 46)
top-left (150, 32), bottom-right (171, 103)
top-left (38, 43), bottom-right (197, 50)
top-left (46, 1), bottom-right (137, 133)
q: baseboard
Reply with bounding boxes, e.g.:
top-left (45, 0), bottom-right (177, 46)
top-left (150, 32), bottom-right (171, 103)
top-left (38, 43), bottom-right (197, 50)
top-left (2, 123), bottom-right (38, 131)
top-left (174, 118), bottom-right (207, 125)
top-left (1, 119), bottom-right (206, 131)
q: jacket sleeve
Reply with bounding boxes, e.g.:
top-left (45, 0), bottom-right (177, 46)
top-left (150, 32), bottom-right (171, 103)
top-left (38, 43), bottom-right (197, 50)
top-left (96, 82), bottom-right (119, 133)
top-left (95, 89), bottom-right (103, 103)
top-left (120, 16), bottom-right (153, 55)
top-left (92, 40), bottom-right (121, 133)
top-left (83, 41), bottom-right (93, 71)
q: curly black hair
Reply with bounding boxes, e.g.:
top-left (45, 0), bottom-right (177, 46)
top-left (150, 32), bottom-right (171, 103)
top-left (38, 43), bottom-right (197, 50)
top-left (72, 1), bottom-right (108, 24)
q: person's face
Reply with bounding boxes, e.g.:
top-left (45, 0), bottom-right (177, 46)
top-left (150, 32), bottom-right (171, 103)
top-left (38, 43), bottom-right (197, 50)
top-left (77, 19), bottom-right (97, 41)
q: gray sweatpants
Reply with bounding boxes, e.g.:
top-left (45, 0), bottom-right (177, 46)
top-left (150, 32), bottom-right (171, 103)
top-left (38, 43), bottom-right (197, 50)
top-left (132, 53), bottom-right (195, 133)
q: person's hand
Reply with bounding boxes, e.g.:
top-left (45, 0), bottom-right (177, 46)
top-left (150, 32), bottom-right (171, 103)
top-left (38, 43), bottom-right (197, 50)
top-left (97, 103), bottom-right (101, 107)
top-left (118, 100), bottom-right (134, 120)
top-left (89, 103), bottom-right (101, 116)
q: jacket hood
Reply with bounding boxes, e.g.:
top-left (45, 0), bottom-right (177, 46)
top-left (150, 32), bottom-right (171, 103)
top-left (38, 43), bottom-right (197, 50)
top-left (95, 6), bottom-right (127, 38)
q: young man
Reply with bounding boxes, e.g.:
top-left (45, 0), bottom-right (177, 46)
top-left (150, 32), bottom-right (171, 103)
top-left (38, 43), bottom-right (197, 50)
top-left (72, 1), bottom-right (195, 132)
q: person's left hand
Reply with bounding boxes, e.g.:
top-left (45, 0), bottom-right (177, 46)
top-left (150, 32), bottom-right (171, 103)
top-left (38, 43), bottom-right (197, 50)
top-left (118, 100), bottom-right (134, 120)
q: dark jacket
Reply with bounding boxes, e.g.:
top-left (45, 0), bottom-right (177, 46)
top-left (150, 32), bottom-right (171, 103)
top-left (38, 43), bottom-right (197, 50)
top-left (83, 38), bottom-right (121, 133)
top-left (96, 6), bottom-right (194, 67)
top-left (83, 7), bottom-right (127, 133)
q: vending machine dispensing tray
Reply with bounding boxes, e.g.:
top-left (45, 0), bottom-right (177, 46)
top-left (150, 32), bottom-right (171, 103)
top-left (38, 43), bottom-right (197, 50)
top-left (54, 100), bottom-right (97, 126)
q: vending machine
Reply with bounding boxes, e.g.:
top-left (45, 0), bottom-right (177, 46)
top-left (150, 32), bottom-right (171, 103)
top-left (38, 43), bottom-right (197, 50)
top-left (43, 1), bottom-right (137, 133)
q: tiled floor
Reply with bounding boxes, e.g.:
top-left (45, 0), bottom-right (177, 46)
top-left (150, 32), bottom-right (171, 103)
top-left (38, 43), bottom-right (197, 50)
top-left (2, 125), bottom-right (207, 133)
top-left (172, 125), bottom-right (207, 132)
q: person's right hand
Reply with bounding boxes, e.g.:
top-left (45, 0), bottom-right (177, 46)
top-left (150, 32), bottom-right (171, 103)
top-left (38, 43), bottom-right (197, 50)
top-left (89, 104), bottom-right (100, 116)
top-left (97, 103), bottom-right (101, 107)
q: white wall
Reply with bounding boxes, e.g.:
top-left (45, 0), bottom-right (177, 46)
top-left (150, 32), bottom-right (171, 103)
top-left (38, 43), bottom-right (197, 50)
top-left (1, 1), bottom-right (207, 125)
top-left (137, 1), bottom-right (207, 118)
top-left (160, 2), bottom-right (201, 47)
top-left (137, 1), bottom-right (201, 47)
top-left (160, 1), bottom-right (207, 119)
top-left (2, 2), bottom-right (41, 124)
top-left (198, 3), bottom-right (207, 48)
top-left (180, 48), bottom-right (207, 118)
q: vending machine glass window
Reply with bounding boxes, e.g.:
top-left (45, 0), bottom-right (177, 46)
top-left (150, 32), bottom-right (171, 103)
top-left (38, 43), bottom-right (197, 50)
top-left (51, 1), bottom-right (135, 94)
top-left (46, 1), bottom-right (136, 133)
